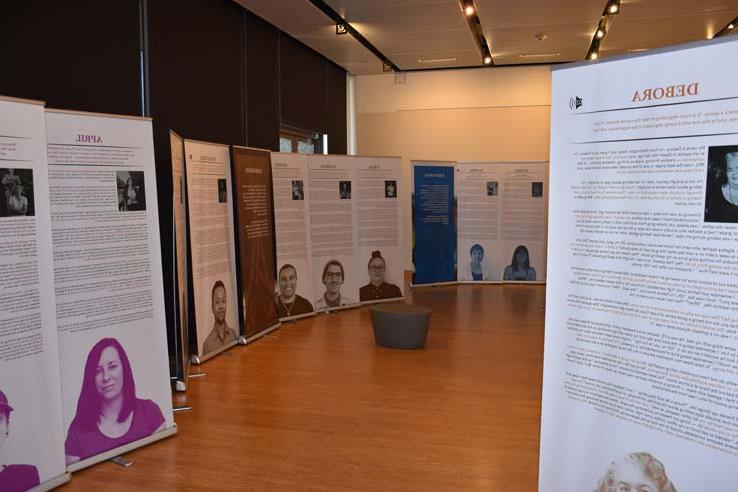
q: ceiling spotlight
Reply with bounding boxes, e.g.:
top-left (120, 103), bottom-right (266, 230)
top-left (335, 23), bottom-right (348, 35)
top-left (590, 52), bottom-right (599, 60)
top-left (608, 2), bottom-right (620, 14)
top-left (483, 55), bottom-right (492, 64)
top-left (730, 23), bottom-right (735, 29)
top-left (465, 5), bottom-right (475, 16)
top-left (596, 28), bottom-right (605, 39)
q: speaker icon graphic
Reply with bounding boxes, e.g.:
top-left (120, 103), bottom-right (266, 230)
top-left (569, 97), bottom-right (583, 110)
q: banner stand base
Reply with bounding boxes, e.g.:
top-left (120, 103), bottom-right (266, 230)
top-left (244, 322), bottom-right (282, 345)
top-left (110, 456), bottom-right (133, 468)
top-left (174, 380), bottom-right (187, 392)
top-left (67, 425), bottom-right (178, 473)
top-left (30, 471), bottom-right (70, 492)
top-left (237, 335), bottom-right (247, 345)
top-left (173, 405), bottom-right (192, 413)
top-left (190, 354), bottom-right (201, 365)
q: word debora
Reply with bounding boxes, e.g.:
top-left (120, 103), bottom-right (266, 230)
top-left (75, 134), bottom-right (102, 143)
top-left (631, 82), bottom-right (699, 102)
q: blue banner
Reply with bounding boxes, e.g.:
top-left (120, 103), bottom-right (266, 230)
top-left (412, 165), bottom-right (456, 284)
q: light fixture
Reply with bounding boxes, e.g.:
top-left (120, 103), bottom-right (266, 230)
top-left (730, 23), bottom-right (735, 29)
top-left (709, 15), bottom-right (738, 38)
top-left (335, 23), bottom-right (348, 35)
top-left (519, 53), bottom-right (561, 58)
top-left (465, 5), bottom-right (475, 16)
top-left (590, 52), bottom-right (599, 60)
top-left (596, 28), bottom-right (605, 39)
top-left (608, 1), bottom-right (620, 14)
top-left (483, 55), bottom-right (492, 64)
top-left (418, 57), bottom-right (457, 63)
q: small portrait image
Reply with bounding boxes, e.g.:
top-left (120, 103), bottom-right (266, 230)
top-left (503, 244), bottom-right (536, 281)
top-left (292, 180), bottom-right (304, 200)
top-left (594, 452), bottom-right (676, 492)
top-left (486, 181), bottom-right (498, 196)
top-left (117, 171), bottom-right (146, 212)
top-left (0, 168), bottom-right (34, 217)
top-left (0, 389), bottom-right (41, 489)
top-left (531, 181), bottom-right (543, 197)
top-left (704, 145), bottom-right (738, 223)
top-left (384, 180), bottom-right (397, 198)
top-left (217, 179), bottom-right (228, 203)
top-left (339, 181), bottom-right (352, 199)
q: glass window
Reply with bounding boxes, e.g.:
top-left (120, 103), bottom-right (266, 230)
top-left (280, 127), bottom-right (324, 154)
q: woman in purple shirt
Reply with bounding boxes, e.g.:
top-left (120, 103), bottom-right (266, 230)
top-left (0, 390), bottom-right (40, 492)
top-left (65, 338), bottom-right (165, 464)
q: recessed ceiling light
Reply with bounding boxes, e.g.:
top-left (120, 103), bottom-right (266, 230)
top-left (465, 5), bottom-right (475, 16)
top-left (627, 48), bottom-right (648, 52)
top-left (533, 33), bottom-right (548, 41)
top-left (596, 29), bottom-right (605, 39)
top-left (518, 53), bottom-right (560, 58)
top-left (590, 52), bottom-right (599, 60)
top-left (418, 57), bottom-right (457, 63)
top-left (483, 55), bottom-right (492, 64)
top-left (609, 3), bottom-right (619, 14)
top-left (730, 23), bottom-right (735, 29)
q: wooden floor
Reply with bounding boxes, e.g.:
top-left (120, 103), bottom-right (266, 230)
top-left (60, 284), bottom-right (546, 491)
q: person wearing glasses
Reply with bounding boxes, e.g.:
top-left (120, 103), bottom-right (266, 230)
top-left (314, 259), bottom-right (354, 309)
top-left (359, 250), bottom-right (402, 301)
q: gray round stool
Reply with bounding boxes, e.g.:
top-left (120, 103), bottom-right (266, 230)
top-left (370, 304), bottom-right (431, 349)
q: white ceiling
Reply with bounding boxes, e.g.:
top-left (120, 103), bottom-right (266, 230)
top-left (236, 0), bottom-right (738, 74)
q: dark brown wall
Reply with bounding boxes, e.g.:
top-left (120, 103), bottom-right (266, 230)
top-left (327, 62), bottom-right (348, 155)
top-left (245, 12), bottom-right (280, 151)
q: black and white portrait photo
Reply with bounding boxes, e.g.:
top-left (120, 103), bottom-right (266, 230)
top-left (385, 180), bottom-right (397, 198)
top-left (217, 178), bottom-right (228, 203)
top-left (116, 171), bottom-right (146, 212)
top-left (487, 181), bottom-right (498, 196)
top-left (339, 181), bottom-right (352, 199)
top-left (292, 180), bottom-right (304, 200)
top-left (704, 145), bottom-right (738, 223)
top-left (531, 182), bottom-right (543, 197)
top-left (0, 168), bottom-right (34, 217)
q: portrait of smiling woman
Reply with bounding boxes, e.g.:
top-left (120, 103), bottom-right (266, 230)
top-left (704, 145), bottom-right (738, 223)
top-left (65, 338), bottom-right (165, 464)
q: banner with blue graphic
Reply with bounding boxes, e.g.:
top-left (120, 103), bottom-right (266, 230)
top-left (412, 163), bottom-right (456, 284)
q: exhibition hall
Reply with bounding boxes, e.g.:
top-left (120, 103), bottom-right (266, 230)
top-left (1, 0), bottom-right (738, 490)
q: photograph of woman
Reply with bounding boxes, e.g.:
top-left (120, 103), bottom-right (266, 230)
top-left (359, 251), bottom-right (402, 301)
top-left (65, 338), bottom-right (165, 464)
top-left (594, 452), bottom-right (676, 492)
top-left (503, 245), bottom-right (537, 281)
top-left (117, 171), bottom-right (146, 212)
top-left (314, 259), bottom-right (354, 309)
top-left (704, 146), bottom-right (738, 223)
top-left (275, 264), bottom-right (313, 317)
top-left (458, 244), bottom-right (493, 281)
top-left (0, 390), bottom-right (40, 492)
top-left (7, 185), bottom-right (27, 216)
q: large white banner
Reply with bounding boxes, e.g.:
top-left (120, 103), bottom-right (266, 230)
top-left (271, 152), bottom-right (316, 320)
top-left (0, 97), bottom-right (68, 491)
top-left (352, 156), bottom-right (405, 303)
top-left (46, 109), bottom-right (175, 472)
top-left (307, 155), bottom-right (359, 311)
top-left (184, 140), bottom-right (239, 360)
top-left (540, 38), bottom-right (738, 491)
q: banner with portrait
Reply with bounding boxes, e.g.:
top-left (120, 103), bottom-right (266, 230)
top-left (231, 146), bottom-right (279, 341)
top-left (183, 139), bottom-right (240, 362)
top-left (540, 37), bottom-right (738, 491)
top-left (45, 108), bottom-right (176, 472)
top-left (307, 154), bottom-right (360, 311)
top-left (411, 161), bottom-right (457, 285)
top-left (352, 156), bottom-right (405, 303)
top-left (456, 161), bottom-right (548, 284)
top-left (270, 153), bottom-right (316, 321)
top-left (169, 131), bottom-right (190, 390)
top-left (0, 96), bottom-right (69, 491)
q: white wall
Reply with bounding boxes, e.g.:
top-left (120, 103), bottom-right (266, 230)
top-left (356, 65), bottom-right (553, 269)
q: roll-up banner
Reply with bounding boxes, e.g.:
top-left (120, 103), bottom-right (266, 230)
top-left (183, 139), bottom-right (240, 362)
top-left (45, 109), bottom-right (176, 472)
top-left (456, 161), bottom-right (548, 284)
top-left (352, 156), bottom-right (405, 303)
top-left (540, 37), bottom-right (738, 491)
top-left (169, 131), bottom-right (190, 390)
top-left (0, 97), bottom-right (69, 491)
top-left (231, 146), bottom-right (280, 341)
top-left (271, 153), bottom-right (316, 321)
top-left (307, 155), bottom-right (360, 312)
top-left (411, 161), bottom-right (457, 285)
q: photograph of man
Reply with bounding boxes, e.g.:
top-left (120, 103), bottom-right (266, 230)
top-left (202, 280), bottom-right (237, 354)
top-left (117, 171), bottom-right (146, 212)
top-left (531, 181), bottom-right (543, 197)
top-left (275, 264), bottom-right (313, 317)
top-left (292, 180), bottom-right (304, 200)
top-left (458, 244), bottom-right (493, 281)
top-left (359, 251), bottom-right (402, 301)
top-left (384, 180), bottom-right (397, 198)
top-left (64, 338), bottom-right (165, 465)
top-left (594, 452), bottom-right (676, 492)
top-left (486, 181), bottom-right (498, 196)
top-left (0, 390), bottom-right (40, 492)
top-left (217, 179), bottom-right (228, 203)
top-left (339, 181), bottom-right (352, 199)
top-left (503, 245), bottom-right (536, 281)
top-left (705, 145), bottom-right (738, 223)
top-left (0, 168), bottom-right (34, 218)
top-left (315, 260), bottom-right (354, 309)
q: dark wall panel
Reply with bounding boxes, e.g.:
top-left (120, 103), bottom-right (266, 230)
top-left (279, 33), bottom-right (328, 134)
top-left (1, 0), bottom-right (141, 115)
top-left (245, 12), bottom-right (280, 151)
top-left (327, 62), bottom-right (347, 155)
